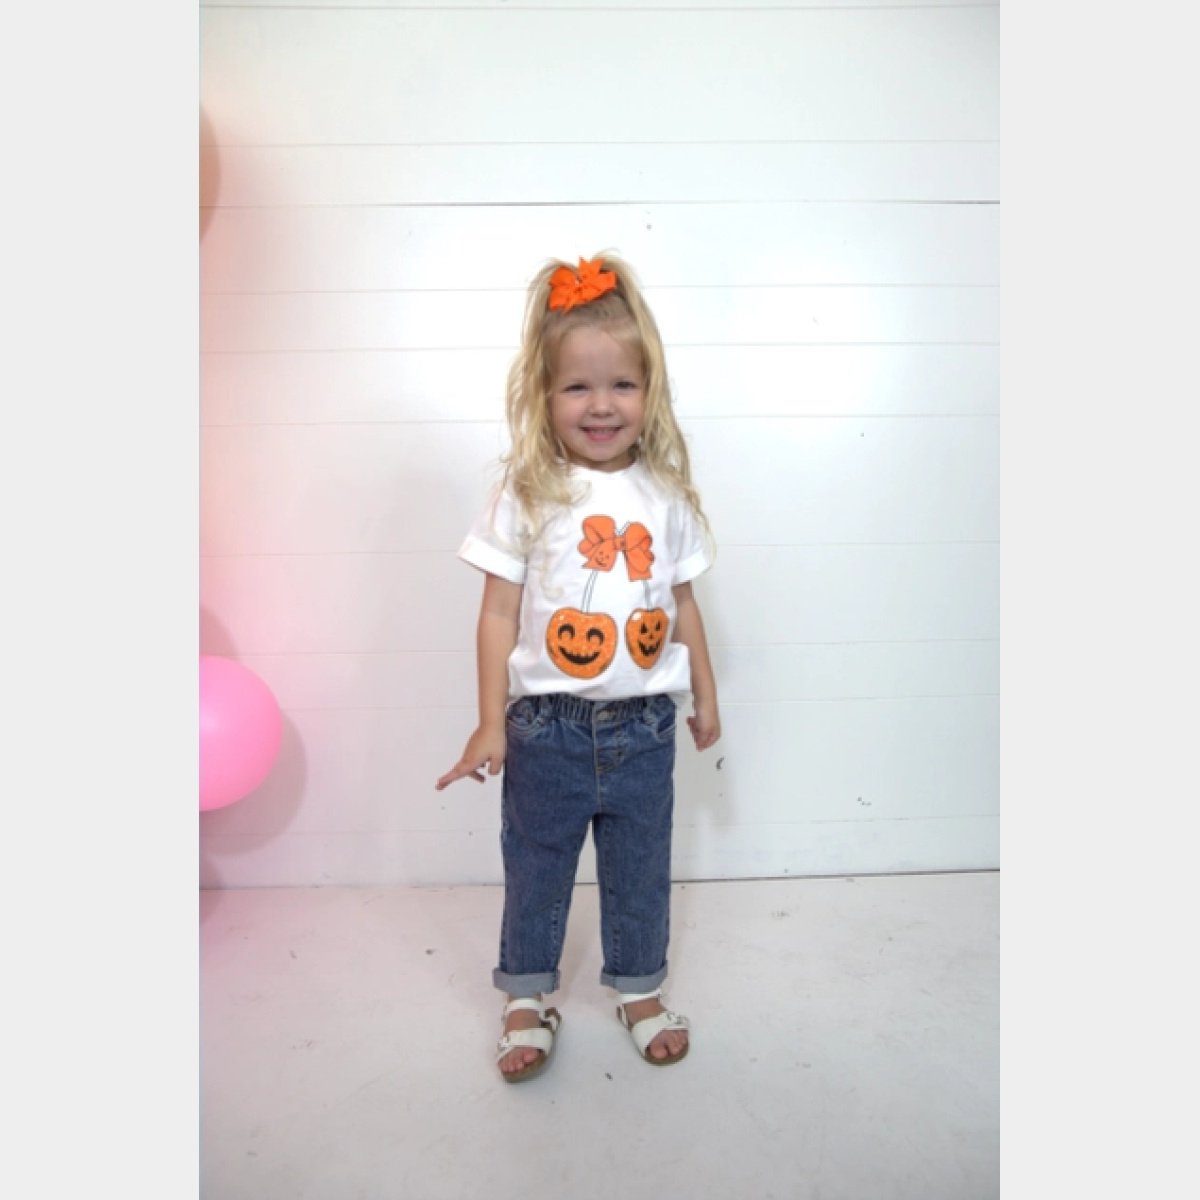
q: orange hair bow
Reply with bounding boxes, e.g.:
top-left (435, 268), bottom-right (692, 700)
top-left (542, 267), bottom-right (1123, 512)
top-left (578, 516), bottom-right (655, 581)
top-left (548, 258), bottom-right (618, 313)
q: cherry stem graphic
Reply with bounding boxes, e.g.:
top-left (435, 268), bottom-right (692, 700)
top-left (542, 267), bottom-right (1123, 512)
top-left (582, 569), bottom-right (599, 613)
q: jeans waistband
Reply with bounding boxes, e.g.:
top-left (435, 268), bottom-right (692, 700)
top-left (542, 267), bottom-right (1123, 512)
top-left (521, 692), bottom-right (668, 725)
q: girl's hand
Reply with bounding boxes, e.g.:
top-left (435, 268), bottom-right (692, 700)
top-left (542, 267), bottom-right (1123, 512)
top-left (687, 700), bottom-right (721, 752)
top-left (436, 724), bottom-right (506, 790)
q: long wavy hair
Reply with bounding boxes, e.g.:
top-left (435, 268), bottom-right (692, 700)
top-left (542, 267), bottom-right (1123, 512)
top-left (499, 252), bottom-right (711, 551)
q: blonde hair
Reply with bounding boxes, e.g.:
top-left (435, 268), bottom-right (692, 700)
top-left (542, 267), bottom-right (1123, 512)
top-left (499, 252), bottom-right (711, 550)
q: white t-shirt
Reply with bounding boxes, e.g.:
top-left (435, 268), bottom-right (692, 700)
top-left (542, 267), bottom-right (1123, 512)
top-left (458, 461), bottom-right (713, 706)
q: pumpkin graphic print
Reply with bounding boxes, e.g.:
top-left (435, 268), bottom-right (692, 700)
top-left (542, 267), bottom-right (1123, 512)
top-left (545, 514), bottom-right (666, 677)
top-left (545, 608), bottom-right (618, 679)
top-left (625, 607), bottom-right (668, 670)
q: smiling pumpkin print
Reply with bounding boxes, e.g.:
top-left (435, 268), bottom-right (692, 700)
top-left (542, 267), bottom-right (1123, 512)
top-left (546, 515), bottom-right (666, 677)
top-left (545, 608), bottom-right (617, 679)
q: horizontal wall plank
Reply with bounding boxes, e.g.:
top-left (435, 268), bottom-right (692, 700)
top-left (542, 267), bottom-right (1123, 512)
top-left (670, 814), bottom-right (998, 882)
top-left (201, 347), bottom-right (512, 425)
top-left (200, 416), bottom-right (997, 555)
top-left (198, 697), bottom-right (996, 835)
top-left (200, 543), bottom-right (998, 655)
top-left (200, 421), bottom-right (506, 557)
top-left (234, 639), bottom-right (998, 713)
top-left (699, 544), bottom-right (998, 644)
top-left (201, 344), bottom-right (999, 425)
top-left (201, 552), bottom-right (481, 656)
top-left (201, 202), bottom-right (998, 293)
top-left (233, 651), bottom-right (481, 710)
top-left (201, 826), bottom-right (502, 889)
top-left (198, 697), bottom-right (997, 885)
top-left (709, 641), bottom-right (998, 704)
top-left (200, 814), bottom-right (998, 887)
top-left (200, 287), bottom-right (997, 353)
top-left (201, 8), bottom-right (998, 145)
top-left (202, 142), bottom-right (998, 207)
top-left (674, 696), bottom-right (998, 825)
top-left (690, 417), bottom-right (998, 544)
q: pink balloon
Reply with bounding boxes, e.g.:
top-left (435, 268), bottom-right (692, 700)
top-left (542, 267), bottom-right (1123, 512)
top-left (199, 655), bottom-right (282, 811)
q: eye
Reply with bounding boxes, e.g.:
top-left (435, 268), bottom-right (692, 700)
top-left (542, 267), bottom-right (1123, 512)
top-left (558, 623), bottom-right (576, 639)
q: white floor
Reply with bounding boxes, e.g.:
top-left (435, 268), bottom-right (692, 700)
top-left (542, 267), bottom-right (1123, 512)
top-left (201, 872), bottom-right (998, 1200)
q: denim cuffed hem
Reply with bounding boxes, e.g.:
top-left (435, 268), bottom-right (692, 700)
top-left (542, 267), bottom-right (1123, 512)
top-left (600, 964), bottom-right (669, 994)
top-left (493, 967), bottom-right (560, 998)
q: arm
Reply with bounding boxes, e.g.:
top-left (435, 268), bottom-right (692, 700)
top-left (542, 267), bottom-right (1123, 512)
top-left (436, 573), bottom-right (523, 789)
top-left (672, 581), bottom-right (721, 751)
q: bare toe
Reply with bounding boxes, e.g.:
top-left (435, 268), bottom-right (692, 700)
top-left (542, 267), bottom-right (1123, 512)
top-left (649, 1031), bottom-right (687, 1059)
top-left (502, 1048), bottom-right (538, 1074)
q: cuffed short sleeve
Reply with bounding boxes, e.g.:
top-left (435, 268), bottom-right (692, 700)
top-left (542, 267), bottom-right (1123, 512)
top-left (457, 485), bottom-right (528, 583)
top-left (672, 505), bottom-right (714, 585)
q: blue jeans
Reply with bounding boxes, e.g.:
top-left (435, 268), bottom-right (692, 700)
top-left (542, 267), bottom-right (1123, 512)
top-left (494, 692), bottom-right (678, 999)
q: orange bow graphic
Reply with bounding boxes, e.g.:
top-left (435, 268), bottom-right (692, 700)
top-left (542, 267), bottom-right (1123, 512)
top-left (548, 258), bottom-right (618, 313)
top-left (578, 516), bottom-right (654, 580)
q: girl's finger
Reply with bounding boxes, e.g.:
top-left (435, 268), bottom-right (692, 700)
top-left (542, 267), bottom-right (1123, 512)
top-left (436, 760), bottom-right (480, 789)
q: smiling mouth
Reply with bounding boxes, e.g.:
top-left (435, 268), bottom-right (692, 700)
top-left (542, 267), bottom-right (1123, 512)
top-left (561, 648), bottom-right (602, 665)
top-left (582, 427), bottom-right (622, 442)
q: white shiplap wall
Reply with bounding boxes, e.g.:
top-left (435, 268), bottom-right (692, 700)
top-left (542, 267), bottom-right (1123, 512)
top-left (199, 0), bottom-right (999, 887)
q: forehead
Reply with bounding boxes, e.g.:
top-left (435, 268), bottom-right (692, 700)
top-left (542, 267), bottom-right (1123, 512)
top-left (552, 323), bottom-right (644, 378)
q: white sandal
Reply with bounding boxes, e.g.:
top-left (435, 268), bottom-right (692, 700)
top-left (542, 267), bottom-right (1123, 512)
top-left (616, 989), bottom-right (690, 1066)
top-left (496, 996), bottom-right (561, 1083)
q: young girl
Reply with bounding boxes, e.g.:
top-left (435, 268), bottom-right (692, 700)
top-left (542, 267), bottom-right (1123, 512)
top-left (436, 254), bottom-right (720, 1082)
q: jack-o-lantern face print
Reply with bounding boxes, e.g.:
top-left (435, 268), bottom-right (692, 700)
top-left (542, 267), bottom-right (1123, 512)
top-left (546, 608), bottom-right (618, 679)
top-left (625, 608), bottom-right (668, 670)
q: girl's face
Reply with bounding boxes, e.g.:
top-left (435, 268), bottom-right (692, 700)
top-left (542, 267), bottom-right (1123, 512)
top-left (549, 324), bottom-right (646, 473)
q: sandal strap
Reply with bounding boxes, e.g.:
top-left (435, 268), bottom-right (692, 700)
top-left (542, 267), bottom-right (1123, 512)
top-left (501, 996), bottom-right (555, 1021)
top-left (620, 1007), bottom-right (690, 1056)
top-left (616, 988), bottom-right (662, 1005)
top-left (496, 1026), bottom-right (555, 1061)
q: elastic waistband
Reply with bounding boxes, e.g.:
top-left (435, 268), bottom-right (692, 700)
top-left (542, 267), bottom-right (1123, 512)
top-left (520, 692), bottom-right (670, 725)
